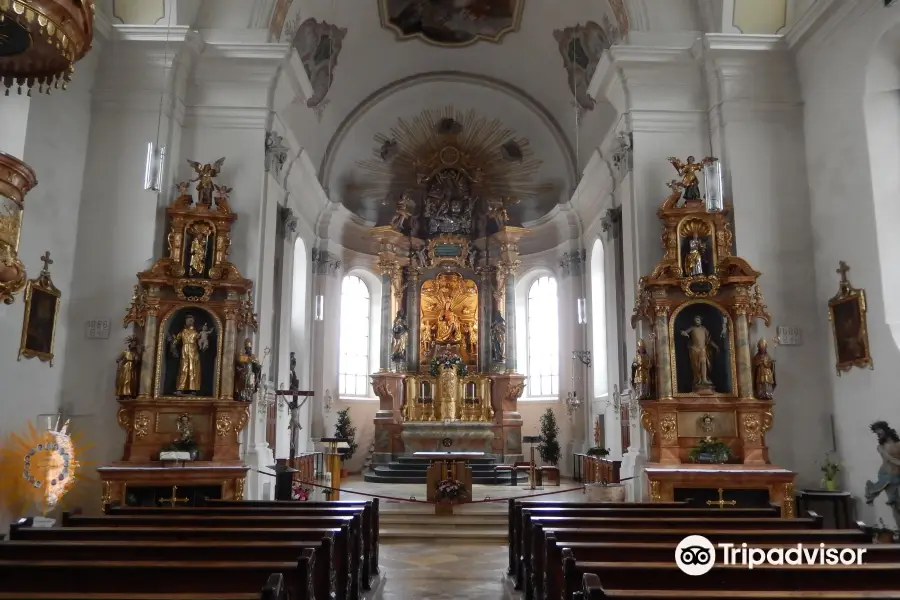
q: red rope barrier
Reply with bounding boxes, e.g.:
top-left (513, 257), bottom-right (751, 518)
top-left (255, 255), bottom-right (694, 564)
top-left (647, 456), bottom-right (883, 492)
top-left (295, 479), bottom-right (586, 504)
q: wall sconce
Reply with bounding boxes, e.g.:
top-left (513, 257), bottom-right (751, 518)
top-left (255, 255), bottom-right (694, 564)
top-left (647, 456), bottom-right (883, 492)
top-left (314, 295), bottom-right (325, 321)
top-left (703, 157), bottom-right (724, 213)
top-left (143, 142), bottom-right (165, 192)
top-left (608, 384), bottom-right (639, 421)
top-left (577, 298), bottom-right (587, 325)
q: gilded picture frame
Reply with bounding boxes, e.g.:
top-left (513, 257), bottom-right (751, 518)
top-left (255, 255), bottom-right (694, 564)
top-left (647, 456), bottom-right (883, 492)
top-left (828, 262), bottom-right (873, 375)
top-left (378, 0), bottom-right (525, 48)
top-left (18, 257), bottom-right (61, 366)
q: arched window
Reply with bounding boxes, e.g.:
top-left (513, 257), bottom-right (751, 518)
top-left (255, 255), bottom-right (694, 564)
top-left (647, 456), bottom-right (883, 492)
top-left (339, 275), bottom-right (371, 396)
top-left (590, 240), bottom-right (608, 397)
top-left (526, 276), bottom-right (559, 397)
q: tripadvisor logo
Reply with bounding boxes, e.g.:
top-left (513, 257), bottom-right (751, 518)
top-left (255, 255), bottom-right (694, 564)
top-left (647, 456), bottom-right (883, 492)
top-left (675, 535), bottom-right (867, 575)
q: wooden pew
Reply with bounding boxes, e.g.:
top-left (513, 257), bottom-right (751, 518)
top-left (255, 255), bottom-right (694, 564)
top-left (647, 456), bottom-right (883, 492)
top-left (0, 538), bottom-right (337, 600)
top-left (0, 571), bottom-right (289, 600)
top-left (522, 514), bottom-right (824, 598)
top-left (61, 512), bottom-right (364, 600)
top-left (578, 573), bottom-right (900, 600)
top-left (106, 500), bottom-right (378, 584)
top-left (564, 558), bottom-right (900, 600)
top-left (550, 535), bottom-right (898, 600)
top-left (512, 503), bottom-right (780, 585)
top-left (0, 553), bottom-right (315, 600)
top-left (9, 524), bottom-right (348, 600)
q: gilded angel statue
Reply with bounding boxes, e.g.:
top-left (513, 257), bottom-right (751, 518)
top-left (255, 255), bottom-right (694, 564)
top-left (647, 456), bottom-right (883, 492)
top-left (667, 156), bottom-right (715, 203)
top-left (187, 157), bottom-right (226, 206)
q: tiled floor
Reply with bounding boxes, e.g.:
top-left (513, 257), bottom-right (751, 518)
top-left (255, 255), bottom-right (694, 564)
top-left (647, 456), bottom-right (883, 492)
top-left (378, 542), bottom-right (511, 600)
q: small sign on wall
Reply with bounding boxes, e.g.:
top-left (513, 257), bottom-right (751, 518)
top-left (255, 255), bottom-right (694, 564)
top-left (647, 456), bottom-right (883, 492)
top-left (85, 319), bottom-right (110, 339)
top-left (776, 326), bottom-right (802, 346)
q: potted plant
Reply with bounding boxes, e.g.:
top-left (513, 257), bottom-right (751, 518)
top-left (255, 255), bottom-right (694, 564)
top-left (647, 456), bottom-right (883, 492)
top-left (539, 408), bottom-right (561, 466)
top-left (871, 518), bottom-right (897, 544)
top-left (291, 480), bottom-right (311, 501)
top-left (334, 408), bottom-right (358, 477)
top-left (819, 453), bottom-right (841, 491)
top-left (586, 447), bottom-right (610, 457)
top-left (688, 437), bottom-right (733, 464)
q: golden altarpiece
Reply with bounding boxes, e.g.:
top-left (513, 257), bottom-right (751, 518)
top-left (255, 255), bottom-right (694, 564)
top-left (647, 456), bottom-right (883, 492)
top-left (97, 160), bottom-right (256, 507)
top-left (632, 160), bottom-right (796, 517)
top-left (366, 108), bottom-right (537, 469)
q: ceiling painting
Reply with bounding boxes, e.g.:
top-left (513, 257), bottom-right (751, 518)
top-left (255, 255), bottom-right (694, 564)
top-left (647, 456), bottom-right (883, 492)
top-left (378, 0), bottom-right (525, 48)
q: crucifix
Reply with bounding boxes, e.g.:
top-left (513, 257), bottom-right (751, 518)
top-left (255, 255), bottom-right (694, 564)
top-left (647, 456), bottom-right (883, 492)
top-left (276, 385), bottom-right (315, 461)
top-left (39, 251), bottom-right (53, 273)
top-left (158, 485), bottom-right (189, 507)
top-left (837, 261), bottom-right (850, 283)
top-left (706, 488), bottom-right (737, 509)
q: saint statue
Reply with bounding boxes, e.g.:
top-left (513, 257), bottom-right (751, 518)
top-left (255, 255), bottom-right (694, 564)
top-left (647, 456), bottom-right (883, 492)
top-left (680, 315), bottom-right (718, 389)
top-left (235, 338), bottom-right (262, 403)
top-left (115, 336), bottom-right (142, 398)
top-left (667, 156), bottom-right (714, 203)
top-left (462, 322), bottom-right (477, 356)
top-left (491, 313), bottom-right (506, 363)
top-left (421, 322), bottom-right (433, 356)
top-left (436, 300), bottom-right (463, 343)
top-left (631, 339), bottom-right (652, 400)
top-left (187, 157), bottom-right (226, 207)
top-left (169, 315), bottom-right (213, 394)
top-left (163, 413), bottom-right (198, 459)
top-left (391, 311), bottom-right (409, 363)
top-left (866, 421), bottom-right (900, 530)
top-left (189, 231), bottom-right (209, 276)
top-left (684, 232), bottom-right (705, 277)
top-left (752, 338), bottom-right (776, 399)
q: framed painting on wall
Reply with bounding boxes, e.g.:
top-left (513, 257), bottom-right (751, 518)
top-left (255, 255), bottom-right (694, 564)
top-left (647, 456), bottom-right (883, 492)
top-left (828, 261), bottom-right (873, 375)
top-left (18, 253), bottom-right (61, 366)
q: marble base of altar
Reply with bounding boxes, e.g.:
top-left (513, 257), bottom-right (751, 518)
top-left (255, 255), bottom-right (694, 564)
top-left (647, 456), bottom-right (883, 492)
top-left (644, 464), bottom-right (796, 518)
top-left (98, 463), bottom-right (249, 509)
top-left (401, 422), bottom-right (494, 456)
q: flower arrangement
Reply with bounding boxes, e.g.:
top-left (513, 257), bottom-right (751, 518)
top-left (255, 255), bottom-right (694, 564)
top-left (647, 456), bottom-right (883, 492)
top-left (429, 351), bottom-right (468, 377)
top-left (688, 437), bottom-right (733, 464)
top-left (291, 480), bottom-right (310, 501)
top-left (587, 447), bottom-right (610, 457)
top-left (435, 478), bottom-right (468, 503)
top-left (819, 453), bottom-right (841, 490)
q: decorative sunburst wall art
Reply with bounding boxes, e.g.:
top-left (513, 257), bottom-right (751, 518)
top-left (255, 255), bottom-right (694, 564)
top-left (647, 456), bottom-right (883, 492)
top-left (356, 106), bottom-right (552, 209)
top-left (0, 419), bottom-right (91, 517)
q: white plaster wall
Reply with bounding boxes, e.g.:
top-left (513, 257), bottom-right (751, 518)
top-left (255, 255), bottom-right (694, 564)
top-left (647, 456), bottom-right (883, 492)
top-left (0, 51), bottom-right (99, 530)
top-left (796, 0), bottom-right (900, 525)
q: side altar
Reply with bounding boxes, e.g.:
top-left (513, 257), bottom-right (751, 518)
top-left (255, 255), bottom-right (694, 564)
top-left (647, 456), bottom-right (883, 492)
top-left (632, 156), bottom-right (795, 517)
top-left (97, 159), bottom-right (258, 507)
top-left (366, 113), bottom-right (535, 468)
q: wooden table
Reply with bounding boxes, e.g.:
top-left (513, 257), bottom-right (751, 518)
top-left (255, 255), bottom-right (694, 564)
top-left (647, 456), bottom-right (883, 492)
top-left (414, 452), bottom-right (483, 504)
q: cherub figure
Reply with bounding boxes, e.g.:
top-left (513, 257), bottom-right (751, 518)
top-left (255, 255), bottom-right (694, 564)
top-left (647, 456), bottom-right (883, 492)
top-left (667, 156), bottom-right (715, 204)
top-left (174, 181), bottom-right (191, 200)
top-left (487, 197), bottom-right (510, 227)
top-left (187, 157), bottom-right (226, 206)
top-left (391, 190), bottom-right (414, 231)
top-left (213, 184), bottom-right (232, 211)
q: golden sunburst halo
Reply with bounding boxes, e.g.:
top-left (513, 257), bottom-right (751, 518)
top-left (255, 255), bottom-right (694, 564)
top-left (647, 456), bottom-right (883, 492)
top-left (0, 420), bottom-right (95, 517)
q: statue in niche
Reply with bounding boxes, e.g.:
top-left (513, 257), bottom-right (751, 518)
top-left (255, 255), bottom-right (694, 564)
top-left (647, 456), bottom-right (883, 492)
top-left (680, 315), bottom-right (718, 391)
top-left (752, 338), bottom-right (776, 399)
top-left (866, 421), bottom-right (900, 531)
top-left (462, 322), bottom-right (477, 356)
top-left (115, 336), bottom-right (142, 398)
top-left (491, 313), bottom-right (506, 363)
top-left (630, 339), bottom-right (652, 400)
top-left (162, 413), bottom-right (199, 460)
top-left (235, 338), bottom-right (262, 403)
top-left (684, 232), bottom-right (706, 277)
top-left (169, 315), bottom-right (214, 394)
top-left (421, 322), bottom-right (434, 356)
top-left (436, 300), bottom-right (463, 343)
top-left (189, 229), bottom-right (210, 276)
top-left (187, 158), bottom-right (226, 207)
top-left (422, 169), bottom-right (477, 236)
top-left (391, 311), bottom-right (409, 363)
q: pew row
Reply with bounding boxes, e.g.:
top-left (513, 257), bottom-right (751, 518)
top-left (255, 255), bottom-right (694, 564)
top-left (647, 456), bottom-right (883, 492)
top-left (577, 573), bottom-right (900, 600)
top-left (0, 555), bottom-right (314, 600)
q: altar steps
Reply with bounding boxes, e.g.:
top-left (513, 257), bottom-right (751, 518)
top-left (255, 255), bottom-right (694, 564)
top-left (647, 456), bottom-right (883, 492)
top-left (363, 457), bottom-right (528, 484)
top-left (379, 511), bottom-right (508, 544)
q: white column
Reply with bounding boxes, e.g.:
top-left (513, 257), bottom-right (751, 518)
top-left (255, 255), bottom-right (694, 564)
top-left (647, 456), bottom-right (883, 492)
top-left (702, 34), bottom-right (831, 484)
top-left (61, 27), bottom-right (194, 472)
top-left (0, 95), bottom-right (31, 157)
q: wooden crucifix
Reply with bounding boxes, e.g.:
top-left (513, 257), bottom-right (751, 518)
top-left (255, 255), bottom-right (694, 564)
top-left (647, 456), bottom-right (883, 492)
top-left (706, 488), bottom-right (737, 509)
top-left (276, 352), bottom-right (314, 461)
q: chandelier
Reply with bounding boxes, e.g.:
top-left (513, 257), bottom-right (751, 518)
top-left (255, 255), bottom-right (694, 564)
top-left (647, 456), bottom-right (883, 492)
top-left (0, 0), bottom-right (96, 95)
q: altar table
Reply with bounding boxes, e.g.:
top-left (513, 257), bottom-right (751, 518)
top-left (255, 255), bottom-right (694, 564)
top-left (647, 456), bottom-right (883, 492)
top-left (415, 451), bottom-right (482, 503)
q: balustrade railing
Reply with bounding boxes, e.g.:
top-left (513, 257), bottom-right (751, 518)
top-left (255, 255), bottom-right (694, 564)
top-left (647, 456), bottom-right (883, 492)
top-left (573, 453), bottom-right (621, 484)
top-left (289, 452), bottom-right (325, 484)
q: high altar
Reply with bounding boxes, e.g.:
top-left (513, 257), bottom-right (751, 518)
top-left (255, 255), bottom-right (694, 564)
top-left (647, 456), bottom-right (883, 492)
top-left (368, 112), bottom-right (531, 466)
top-left (97, 159), bottom-right (258, 507)
top-left (632, 158), bottom-right (796, 517)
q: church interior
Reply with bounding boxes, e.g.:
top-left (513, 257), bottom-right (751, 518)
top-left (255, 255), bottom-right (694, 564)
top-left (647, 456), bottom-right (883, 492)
top-left (3, 0), bottom-right (900, 598)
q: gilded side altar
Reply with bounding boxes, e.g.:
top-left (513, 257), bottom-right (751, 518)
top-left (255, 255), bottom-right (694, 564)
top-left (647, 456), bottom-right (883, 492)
top-left (633, 157), bottom-right (795, 516)
top-left (98, 159), bottom-right (255, 507)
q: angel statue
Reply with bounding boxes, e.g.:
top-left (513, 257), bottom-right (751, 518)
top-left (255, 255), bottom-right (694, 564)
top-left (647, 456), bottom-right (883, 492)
top-left (187, 157), bottom-right (226, 207)
top-left (391, 190), bottom-right (414, 231)
top-left (169, 315), bottom-right (214, 394)
top-left (667, 156), bottom-right (715, 204)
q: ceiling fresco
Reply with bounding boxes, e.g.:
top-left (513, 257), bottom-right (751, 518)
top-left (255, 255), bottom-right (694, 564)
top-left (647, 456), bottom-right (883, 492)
top-left (378, 0), bottom-right (525, 47)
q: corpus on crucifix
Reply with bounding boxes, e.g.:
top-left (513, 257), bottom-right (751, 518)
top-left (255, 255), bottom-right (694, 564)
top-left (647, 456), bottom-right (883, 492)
top-left (275, 359), bottom-right (314, 461)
